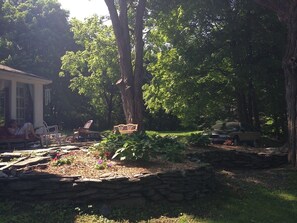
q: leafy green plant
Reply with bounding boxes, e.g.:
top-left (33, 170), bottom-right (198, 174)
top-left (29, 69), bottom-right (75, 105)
top-left (112, 133), bottom-right (152, 161)
top-left (150, 135), bottom-right (186, 162)
top-left (186, 132), bottom-right (210, 147)
top-left (51, 154), bottom-right (74, 166)
top-left (91, 133), bottom-right (186, 162)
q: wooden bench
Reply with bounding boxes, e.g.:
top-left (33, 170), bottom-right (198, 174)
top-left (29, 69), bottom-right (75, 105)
top-left (113, 124), bottom-right (138, 134)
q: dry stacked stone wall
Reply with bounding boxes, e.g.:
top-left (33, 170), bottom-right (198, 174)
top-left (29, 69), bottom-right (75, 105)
top-left (0, 164), bottom-right (215, 207)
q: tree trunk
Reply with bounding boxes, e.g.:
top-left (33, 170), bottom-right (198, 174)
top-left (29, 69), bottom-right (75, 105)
top-left (254, 0), bottom-right (297, 167)
top-left (284, 3), bottom-right (297, 166)
top-left (236, 90), bottom-right (249, 125)
top-left (105, 0), bottom-right (146, 130)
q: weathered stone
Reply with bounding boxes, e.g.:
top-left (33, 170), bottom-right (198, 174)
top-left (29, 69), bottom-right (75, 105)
top-left (75, 188), bottom-right (99, 197)
top-left (116, 185), bottom-right (143, 193)
top-left (99, 173), bottom-right (115, 178)
top-left (0, 162), bottom-right (216, 203)
top-left (128, 178), bottom-right (141, 182)
top-left (143, 188), bottom-right (156, 197)
top-left (166, 193), bottom-right (184, 201)
top-left (157, 188), bottom-right (171, 196)
top-left (9, 181), bottom-right (40, 190)
top-left (19, 173), bottom-right (58, 179)
top-left (0, 171), bottom-right (8, 178)
top-left (13, 157), bottom-right (50, 168)
top-left (90, 192), bottom-right (120, 200)
top-left (148, 193), bottom-right (164, 201)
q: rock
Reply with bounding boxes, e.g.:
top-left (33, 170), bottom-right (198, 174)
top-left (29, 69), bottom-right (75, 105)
top-left (0, 171), bottom-right (8, 178)
top-left (166, 193), bottom-right (184, 201)
top-left (13, 157), bottom-right (50, 168)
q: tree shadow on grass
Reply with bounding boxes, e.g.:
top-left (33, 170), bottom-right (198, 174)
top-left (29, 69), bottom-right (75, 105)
top-left (100, 167), bottom-right (297, 223)
top-left (1, 167), bottom-right (297, 223)
top-left (5, 167), bottom-right (288, 223)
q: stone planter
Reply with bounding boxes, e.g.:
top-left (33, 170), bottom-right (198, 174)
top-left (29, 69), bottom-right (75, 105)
top-left (0, 164), bottom-right (215, 207)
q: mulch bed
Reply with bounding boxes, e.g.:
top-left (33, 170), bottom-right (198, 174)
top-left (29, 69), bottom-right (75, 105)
top-left (1, 143), bottom-right (288, 179)
top-left (28, 150), bottom-right (200, 179)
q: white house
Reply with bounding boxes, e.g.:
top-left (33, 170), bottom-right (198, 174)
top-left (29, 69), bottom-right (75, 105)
top-left (0, 65), bottom-right (52, 127)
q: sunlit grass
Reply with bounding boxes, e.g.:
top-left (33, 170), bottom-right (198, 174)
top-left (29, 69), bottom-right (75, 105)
top-left (277, 192), bottom-right (297, 201)
top-left (146, 130), bottom-right (203, 137)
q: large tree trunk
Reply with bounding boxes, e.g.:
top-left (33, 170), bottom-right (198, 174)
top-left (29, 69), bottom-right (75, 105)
top-left (105, 0), bottom-right (146, 130)
top-left (255, 0), bottom-right (297, 166)
top-left (284, 3), bottom-right (297, 166)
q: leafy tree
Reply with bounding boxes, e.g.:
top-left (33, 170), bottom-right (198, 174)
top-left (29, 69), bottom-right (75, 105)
top-left (144, 0), bottom-right (285, 132)
top-left (60, 16), bottom-right (122, 128)
top-left (104, 0), bottom-right (146, 130)
top-left (0, 0), bottom-right (86, 129)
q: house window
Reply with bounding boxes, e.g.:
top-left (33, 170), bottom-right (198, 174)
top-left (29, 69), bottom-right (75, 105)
top-left (0, 90), bottom-right (5, 125)
top-left (0, 79), bottom-right (10, 126)
top-left (16, 83), bottom-right (34, 124)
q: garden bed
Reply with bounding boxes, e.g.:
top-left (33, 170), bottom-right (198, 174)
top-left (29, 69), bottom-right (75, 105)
top-left (26, 149), bottom-right (200, 179)
top-left (0, 147), bottom-right (215, 205)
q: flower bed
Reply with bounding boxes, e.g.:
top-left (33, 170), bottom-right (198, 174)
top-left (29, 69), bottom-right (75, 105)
top-left (0, 149), bottom-right (215, 206)
top-left (27, 150), bottom-right (200, 179)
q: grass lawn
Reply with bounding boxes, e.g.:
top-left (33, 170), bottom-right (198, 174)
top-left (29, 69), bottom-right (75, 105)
top-left (0, 166), bottom-right (296, 223)
top-left (146, 130), bottom-right (203, 137)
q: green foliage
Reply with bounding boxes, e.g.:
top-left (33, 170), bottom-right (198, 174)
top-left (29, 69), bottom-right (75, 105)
top-left (186, 132), bottom-right (210, 147)
top-left (150, 134), bottom-right (186, 162)
top-left (60, 16), bottom-right (121, 128)
top-left (107, 133), bottom-right (152, 161)
top-left (91, 133), bottom-right (185, 162)
top-left (0, 0), bottom-right (89, 130)
top-left (145, 0), bottom-right (286, 133)
top-left (52, 156), bottom-right (74, 166)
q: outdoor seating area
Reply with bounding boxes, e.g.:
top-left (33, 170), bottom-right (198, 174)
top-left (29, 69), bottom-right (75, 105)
top-left (0, 120), bottom-right (104, 150)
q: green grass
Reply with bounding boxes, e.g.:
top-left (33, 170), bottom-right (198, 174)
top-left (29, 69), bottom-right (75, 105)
top-left (146, 130), bottom-right (203, 137)
top-left (1, 167), bottom-right (297, 223)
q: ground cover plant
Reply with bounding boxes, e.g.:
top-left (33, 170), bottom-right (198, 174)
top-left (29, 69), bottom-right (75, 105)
top-left (1, 166), bottom-right (296, 223)
top-left (90, 133), bottom-right (186, 162)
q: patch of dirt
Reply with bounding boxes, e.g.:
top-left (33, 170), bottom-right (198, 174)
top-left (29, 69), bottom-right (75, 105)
top-left (28, 150), bottom-right (200, 179)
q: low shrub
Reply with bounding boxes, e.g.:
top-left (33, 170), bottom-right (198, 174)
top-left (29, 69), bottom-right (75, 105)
top-left (90, 133), bottom-right (186, 162)
top-left (186, 132), bottom-right (210, 147)
top-left (150, 135), bottom-right (186, 162)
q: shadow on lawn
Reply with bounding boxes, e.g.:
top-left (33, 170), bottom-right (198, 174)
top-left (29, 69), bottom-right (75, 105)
top-left (104, 167), bottom-right (297, 223)
top-left (1, 167), bottom-right (297, 223)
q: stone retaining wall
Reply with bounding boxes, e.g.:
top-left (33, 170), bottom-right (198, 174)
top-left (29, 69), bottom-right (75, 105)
top-left (0, 164), bottom-right (215, 207)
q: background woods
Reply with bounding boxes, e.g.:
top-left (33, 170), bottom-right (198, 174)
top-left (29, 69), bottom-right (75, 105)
top-left (0, 0), bottom-right (291, 160)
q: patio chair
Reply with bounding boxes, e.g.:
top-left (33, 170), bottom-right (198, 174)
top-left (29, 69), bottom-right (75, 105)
top-left (35, 121), bottom-right (61, 147)
top-left (72, 120), bottom-right (101, 142)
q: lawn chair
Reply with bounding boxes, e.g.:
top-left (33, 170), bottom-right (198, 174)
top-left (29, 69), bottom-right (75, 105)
top-left (72, 120), bottom-right (101, 142)
top-left (35, 121), bottom-right (61, 147)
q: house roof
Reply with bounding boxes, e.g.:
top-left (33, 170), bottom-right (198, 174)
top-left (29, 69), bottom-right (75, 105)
top-left (0, 65), bottom-right (51, 82)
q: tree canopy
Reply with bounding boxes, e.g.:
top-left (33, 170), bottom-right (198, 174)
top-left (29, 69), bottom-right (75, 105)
top-left (60, 16), bottom-right (122, 128)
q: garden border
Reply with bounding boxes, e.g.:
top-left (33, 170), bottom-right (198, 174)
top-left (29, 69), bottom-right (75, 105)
top-left (0, 164), bottom-right (215, 207)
